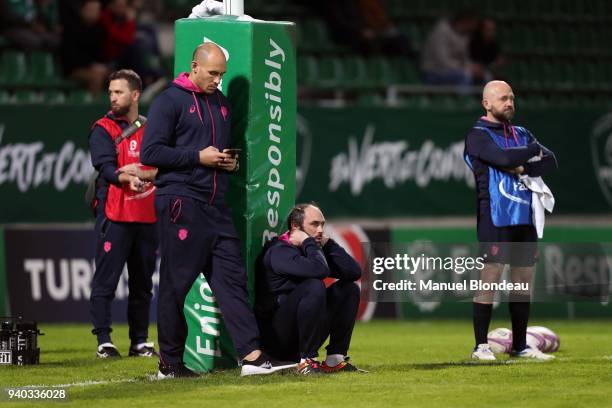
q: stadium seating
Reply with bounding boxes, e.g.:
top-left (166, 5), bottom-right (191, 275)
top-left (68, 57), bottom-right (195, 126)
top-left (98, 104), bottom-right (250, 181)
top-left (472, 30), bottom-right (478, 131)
top-left (0, 89), bottom-right (12, 103)
top-left (0, 51), bottom-right (28, 86)
top-left (289, 0), bottom-right (612, 96)
top-left (1, 0), bottom-right (610, 107)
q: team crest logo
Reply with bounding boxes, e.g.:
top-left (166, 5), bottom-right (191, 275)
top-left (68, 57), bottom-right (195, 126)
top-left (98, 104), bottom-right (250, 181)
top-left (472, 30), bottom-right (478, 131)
top-left (220, 105), bottom-right (228, 120)
top-left (129, 140), bottom-right (137, 151)
top-left (591, 113), bottom-right (612, 207)
top-left (178, 229), bottom-right (188, 241)
top-left (104, 241), bottom-right (112, 252)
top-left (189, 105), bottom-right (196, 114)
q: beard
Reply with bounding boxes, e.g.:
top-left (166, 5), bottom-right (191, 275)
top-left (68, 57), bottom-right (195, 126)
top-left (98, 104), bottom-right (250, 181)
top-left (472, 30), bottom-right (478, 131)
top-left (111, 104), bottom-right (130, 117)
top-left (492, 106), bottom-right (515, 122)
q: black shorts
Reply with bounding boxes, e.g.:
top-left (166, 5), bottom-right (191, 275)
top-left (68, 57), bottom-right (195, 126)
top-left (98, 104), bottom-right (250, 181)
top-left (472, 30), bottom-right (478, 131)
top-left (477, 207), bottom-right (538, 267)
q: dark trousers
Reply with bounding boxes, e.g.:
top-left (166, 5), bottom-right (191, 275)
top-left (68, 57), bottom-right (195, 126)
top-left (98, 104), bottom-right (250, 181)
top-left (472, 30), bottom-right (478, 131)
top-left (155, 196), bottom-right (260, 365)
top-left (90, 214), bottom-right (157, 345)
top-left (261, 279), bottom-right (360, 361)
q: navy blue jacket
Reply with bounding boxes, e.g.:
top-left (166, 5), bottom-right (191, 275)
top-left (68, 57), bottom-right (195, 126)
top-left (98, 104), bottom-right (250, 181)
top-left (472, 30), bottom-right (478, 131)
top-left (255, 236), bottom-right (362, 318)
top-left (464, 117), bottom-right (557, 212)
top-left (141, 73), bottom-right (233, 206)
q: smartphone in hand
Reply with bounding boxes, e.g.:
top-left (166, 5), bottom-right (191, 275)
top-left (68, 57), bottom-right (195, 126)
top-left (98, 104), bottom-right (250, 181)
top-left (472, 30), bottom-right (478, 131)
top-left (223, 148), bottom-right (241, 157)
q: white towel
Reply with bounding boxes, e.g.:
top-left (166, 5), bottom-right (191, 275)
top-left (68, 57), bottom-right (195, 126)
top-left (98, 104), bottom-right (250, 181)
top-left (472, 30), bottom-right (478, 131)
top-left (188, 1), bottom-right (257, 20)
top-left (520, 175), bottom-right (555, 239)
top-left (189, 0), bottom-right (225, 18)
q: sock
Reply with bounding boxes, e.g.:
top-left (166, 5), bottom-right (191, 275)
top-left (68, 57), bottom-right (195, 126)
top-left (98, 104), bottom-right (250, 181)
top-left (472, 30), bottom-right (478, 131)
top-left (299, 358), bottom-right (306, 364)
top-left (325, 354), bottom-right (344, 367)
top-left (97, 334), bottom-right (112, 346)
top-left (509, 301), bottom-right (530, 351)
top-left (473, 302), bottom-right (493, 347)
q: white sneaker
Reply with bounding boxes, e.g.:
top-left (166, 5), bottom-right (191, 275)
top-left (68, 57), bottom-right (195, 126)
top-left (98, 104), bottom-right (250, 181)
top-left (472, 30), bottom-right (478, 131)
top-left (240, 353), bottom-right (297, 376)
top-left (96, 342), bottom-right (121, 358)
top-left (513, 347), bottom-right (555, 361)
top-left (471, 343), bottom-right (496, 361)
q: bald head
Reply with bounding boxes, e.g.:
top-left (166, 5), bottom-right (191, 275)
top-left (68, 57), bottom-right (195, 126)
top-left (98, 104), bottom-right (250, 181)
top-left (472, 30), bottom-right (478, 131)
top-left (483, 80), bottom-right (511, 101)
top-left (192, 42), bottom-right (226, 64)
top-left (482, 80), bottom-right (515, 123)
top-left (189, 43), bottom-right (227, 94)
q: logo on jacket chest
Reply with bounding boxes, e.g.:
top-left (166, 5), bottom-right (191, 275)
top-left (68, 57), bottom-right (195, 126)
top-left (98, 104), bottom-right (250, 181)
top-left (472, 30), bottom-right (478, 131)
top-left (127, 139), bottom-right (139, 158)
top-left (513, 181), bottom-right (528, 191)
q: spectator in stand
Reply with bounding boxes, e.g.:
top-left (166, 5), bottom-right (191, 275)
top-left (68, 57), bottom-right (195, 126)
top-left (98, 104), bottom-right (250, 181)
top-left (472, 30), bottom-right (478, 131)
top-left (469, 18), bottom-right (505, 84)
top-left (312, 0), bottom-right (371, 54)
top-left (99, 0), bottom-right (163, 88)
top-left (421, 11), bottom-right (482, 86)
top-left (307, 0), bottom-right (412, 56)
top-left (131, 0), bottom-right (163, 67)
top-left (359, 0), bottom-right (413, 56)
top-left (0, 0), bottom-right (61, 51)
top-left (100, 0), bottom-right (136, 63)
top-left (60, 0), bottom-right (109, 94)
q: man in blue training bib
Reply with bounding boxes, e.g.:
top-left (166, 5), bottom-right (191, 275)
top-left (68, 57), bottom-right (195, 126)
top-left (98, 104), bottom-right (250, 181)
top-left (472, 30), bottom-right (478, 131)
top-left (463, 80), bottom-right (557, 361)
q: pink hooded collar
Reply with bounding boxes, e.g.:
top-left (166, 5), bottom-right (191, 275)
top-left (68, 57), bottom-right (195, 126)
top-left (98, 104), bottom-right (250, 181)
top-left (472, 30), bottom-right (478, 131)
top-left (173, 72), bottom-right (205, 93)
top-left (278, 231), bottom-right (291, 243)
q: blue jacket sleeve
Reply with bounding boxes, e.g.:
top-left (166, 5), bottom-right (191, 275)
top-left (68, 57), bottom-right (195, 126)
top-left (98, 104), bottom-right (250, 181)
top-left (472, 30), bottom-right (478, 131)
top-left (322, 239), bottom-right (362, 281)
top-left (523, 133), bottom-right (558, 177)
top-left (268, 238), bottom-right (330, 279)
top-left (466, 129), bottom-right (541, 168)
top-left (141, 93), bottom-right (201, 169)
top-left (89, 125), bottom-right (120, 185)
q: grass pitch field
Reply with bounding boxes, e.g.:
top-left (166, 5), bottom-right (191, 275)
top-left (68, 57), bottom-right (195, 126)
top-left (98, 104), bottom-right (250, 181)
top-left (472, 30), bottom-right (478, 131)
top-left (1, 320), bottom-right (611, 407)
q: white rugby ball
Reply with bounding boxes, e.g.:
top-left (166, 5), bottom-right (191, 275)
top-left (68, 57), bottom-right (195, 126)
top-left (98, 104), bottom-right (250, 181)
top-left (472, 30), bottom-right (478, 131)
top-left (526, 330), bottom-right (546, 351)
top-left (487, 327), bottom-right (513, 354)
top-left (528, 326), bottom-right (560, 352)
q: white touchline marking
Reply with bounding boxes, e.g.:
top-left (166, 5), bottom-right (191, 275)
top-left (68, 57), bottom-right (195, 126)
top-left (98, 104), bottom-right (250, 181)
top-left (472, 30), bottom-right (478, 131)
top-left (21, 379), bottom-right (136, 388)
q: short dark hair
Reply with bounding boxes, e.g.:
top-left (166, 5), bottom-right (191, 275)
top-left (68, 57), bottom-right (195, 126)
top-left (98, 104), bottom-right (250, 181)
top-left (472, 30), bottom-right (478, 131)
top-left (109, 69), bottom-right (142, 92)
top-left (286, 202), bottom-right (319, 230)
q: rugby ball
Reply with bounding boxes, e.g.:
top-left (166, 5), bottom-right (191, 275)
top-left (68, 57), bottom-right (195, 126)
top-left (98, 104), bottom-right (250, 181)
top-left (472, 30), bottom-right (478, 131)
top-left (528, 326), bottom-right (560, 352)
top-left (526, 330), bottom-right (546, 351)
top-left (487, 327), bottom-right (513, 354)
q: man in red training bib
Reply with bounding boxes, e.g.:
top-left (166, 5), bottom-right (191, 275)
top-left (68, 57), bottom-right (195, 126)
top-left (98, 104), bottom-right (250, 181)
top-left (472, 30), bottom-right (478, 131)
top-left (88, 69), bottom-right (159, 359)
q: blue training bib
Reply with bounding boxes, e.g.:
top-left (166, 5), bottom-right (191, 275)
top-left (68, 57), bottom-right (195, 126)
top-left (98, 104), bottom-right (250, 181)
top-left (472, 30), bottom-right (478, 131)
top-left (468, 126), bottom-right (532, 227)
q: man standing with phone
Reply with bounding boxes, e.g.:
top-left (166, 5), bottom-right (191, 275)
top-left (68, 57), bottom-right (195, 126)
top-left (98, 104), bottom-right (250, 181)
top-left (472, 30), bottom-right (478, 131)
top-left (141, 43), bottom-right (295, 378)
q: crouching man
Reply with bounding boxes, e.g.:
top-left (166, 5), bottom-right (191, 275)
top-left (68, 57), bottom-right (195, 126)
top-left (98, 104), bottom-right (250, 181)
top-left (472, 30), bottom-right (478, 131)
top-left (255, 203), bottom-right (365, 375)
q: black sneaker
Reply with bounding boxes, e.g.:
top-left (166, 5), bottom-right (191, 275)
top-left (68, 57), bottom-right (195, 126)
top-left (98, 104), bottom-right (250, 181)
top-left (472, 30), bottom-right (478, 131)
top-left (129, 342), bottom-right (159, 358)
top-left (321, 357), bottom-right (368, 373)
top-left (96, 343), bottom-right (121, 359)
top-left (157, 361), bottom-right (201, 379)
top-left (240, 353), bottom-right (297, 376)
